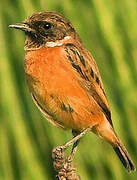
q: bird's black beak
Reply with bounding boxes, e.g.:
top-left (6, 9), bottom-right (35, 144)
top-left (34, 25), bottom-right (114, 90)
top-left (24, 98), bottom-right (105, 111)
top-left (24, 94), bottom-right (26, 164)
top-left (9, 23), bottom-right (35, 33)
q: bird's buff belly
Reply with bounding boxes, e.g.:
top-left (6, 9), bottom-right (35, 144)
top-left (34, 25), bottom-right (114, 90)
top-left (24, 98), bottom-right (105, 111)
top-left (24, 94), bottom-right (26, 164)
top-left (25, 73), bottom-right (103, 131)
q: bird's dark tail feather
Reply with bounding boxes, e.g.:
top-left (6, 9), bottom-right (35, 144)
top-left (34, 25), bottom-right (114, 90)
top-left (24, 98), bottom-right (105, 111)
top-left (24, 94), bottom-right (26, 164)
top-left (113, 139), bottom-right (136, 173)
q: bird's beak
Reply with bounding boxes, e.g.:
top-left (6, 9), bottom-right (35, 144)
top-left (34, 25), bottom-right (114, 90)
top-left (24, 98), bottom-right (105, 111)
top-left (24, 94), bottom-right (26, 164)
top-left (9, 23), bottom-right (34, 33)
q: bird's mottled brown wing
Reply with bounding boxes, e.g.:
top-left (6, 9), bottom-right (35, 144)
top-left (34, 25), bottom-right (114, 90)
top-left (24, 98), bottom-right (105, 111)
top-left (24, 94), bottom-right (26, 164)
top-left (64, 43), bottom-right (113, 126)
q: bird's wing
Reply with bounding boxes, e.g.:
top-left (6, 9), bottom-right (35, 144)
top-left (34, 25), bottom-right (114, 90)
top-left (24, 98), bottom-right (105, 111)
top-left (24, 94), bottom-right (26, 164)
top-left (64, 43), bottom-right (113, 126)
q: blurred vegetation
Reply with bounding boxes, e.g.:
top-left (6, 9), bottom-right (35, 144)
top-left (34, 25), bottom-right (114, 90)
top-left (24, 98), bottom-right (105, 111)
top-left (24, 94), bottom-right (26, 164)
top-left (0, 0), bottom-right (137, 179)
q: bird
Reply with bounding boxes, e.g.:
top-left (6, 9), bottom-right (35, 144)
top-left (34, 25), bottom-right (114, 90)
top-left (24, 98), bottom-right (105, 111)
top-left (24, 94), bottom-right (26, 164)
top-left (9, 11), bottom-right (136, 173)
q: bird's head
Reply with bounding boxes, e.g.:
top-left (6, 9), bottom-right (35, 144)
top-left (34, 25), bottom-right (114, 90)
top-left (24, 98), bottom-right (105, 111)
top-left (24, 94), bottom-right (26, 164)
top-left (9, 11), bottom-right (77, 50)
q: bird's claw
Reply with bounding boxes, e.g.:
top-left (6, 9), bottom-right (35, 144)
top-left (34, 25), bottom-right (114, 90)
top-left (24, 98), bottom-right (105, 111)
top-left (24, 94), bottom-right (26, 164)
top-left (52, 145), bottom-right (65, 160)
top-left (66, 154), bottom-right (74, 163)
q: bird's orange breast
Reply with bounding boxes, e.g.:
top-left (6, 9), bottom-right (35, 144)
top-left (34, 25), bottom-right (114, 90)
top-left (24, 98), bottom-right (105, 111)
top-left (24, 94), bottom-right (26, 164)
top-left (24, 46), bottom-right (105, 131)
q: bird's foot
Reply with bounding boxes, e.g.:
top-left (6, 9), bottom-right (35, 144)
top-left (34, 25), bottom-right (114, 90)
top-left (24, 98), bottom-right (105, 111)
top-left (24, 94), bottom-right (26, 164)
top-left (52, 145), bottom-right (65, 160)
top-left (52, 146), bottom-right (66, 172)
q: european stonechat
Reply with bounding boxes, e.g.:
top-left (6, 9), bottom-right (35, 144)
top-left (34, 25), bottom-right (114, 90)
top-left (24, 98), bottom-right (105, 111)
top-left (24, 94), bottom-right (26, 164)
top-left (9, 11), bottom-right (136, 173)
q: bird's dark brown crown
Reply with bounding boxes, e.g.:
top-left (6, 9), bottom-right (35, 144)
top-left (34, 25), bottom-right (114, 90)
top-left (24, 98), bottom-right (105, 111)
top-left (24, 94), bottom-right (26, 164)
top-left (10, 11), bottom-right (78, 50)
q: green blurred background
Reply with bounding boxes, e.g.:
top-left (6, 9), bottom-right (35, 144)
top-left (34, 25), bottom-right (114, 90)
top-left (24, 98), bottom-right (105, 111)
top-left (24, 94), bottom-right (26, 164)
top-left (0, 0), bottom-right (137, 179)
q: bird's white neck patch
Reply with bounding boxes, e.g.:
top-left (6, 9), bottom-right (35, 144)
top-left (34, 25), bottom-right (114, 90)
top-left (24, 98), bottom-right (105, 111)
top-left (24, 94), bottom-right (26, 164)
top-left (46, 36), bottom-right (71, 47)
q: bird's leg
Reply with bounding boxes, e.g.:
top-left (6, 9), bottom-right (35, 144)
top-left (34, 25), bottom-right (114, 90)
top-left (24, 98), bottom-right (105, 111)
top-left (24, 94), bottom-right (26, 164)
top-left (66, 130), bottom-right (81, 163)
top-left (67, 138), bottom-right (80, 163)
top-left (52, 128), bottom-right (91, 179)
top-left (52, 127), bottom-right (91, 161)
top-left (62, 127), bottom-right (90, 150)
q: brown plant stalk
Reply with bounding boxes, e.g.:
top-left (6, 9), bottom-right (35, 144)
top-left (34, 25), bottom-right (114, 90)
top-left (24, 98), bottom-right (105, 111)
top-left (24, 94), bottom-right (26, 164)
top-left (52, 147), bottom-right (81, 180)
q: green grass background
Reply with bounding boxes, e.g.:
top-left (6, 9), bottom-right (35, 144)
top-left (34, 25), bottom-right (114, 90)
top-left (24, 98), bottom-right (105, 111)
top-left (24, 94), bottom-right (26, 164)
top-left (0, 0), bottom-right (137, 179)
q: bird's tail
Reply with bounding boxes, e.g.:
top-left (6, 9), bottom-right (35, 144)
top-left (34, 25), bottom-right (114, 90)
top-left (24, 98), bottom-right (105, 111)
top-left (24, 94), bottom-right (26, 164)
top-left (93, 121), bottom-right (136, 173)
top-left (113, 137), bottom-right (136, 173)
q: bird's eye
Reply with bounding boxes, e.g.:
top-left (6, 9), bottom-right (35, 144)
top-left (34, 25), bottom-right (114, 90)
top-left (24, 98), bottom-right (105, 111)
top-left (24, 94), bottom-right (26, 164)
top-left (43, 22), bottom-right (52, 30)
